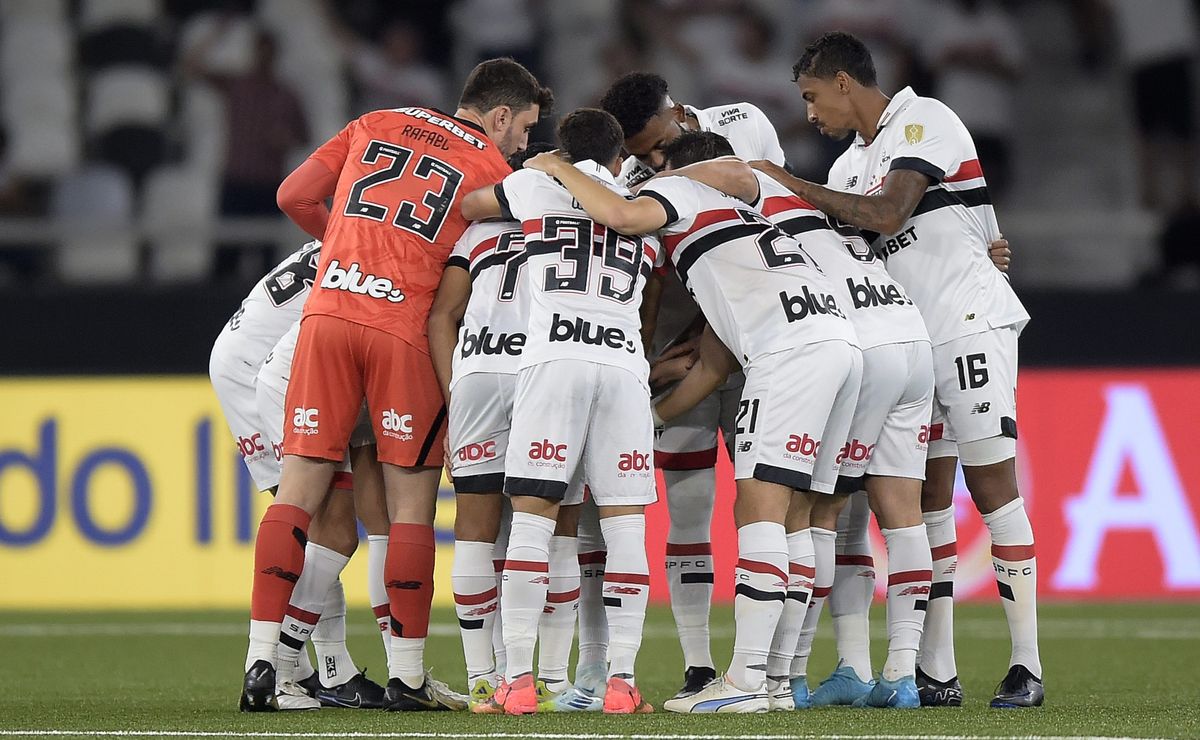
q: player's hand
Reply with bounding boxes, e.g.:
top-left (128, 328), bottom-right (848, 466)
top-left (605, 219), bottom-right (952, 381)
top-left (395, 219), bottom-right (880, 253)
top-left (442, 435), bottom-right (454, 483)
top-left (749, 159), bottom-right (787, 178)
top-left (523, 151), bottom-right (565, 174)
top-left (650, 353), bottom-right (696, 389)
top-left (657, 335), bottom-right (701, 363)
top-left (989, 235), bottom-right (1011, 272)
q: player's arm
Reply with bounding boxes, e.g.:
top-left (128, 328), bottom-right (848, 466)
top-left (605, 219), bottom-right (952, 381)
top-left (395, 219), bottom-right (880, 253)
top-left (652, 325), bottom-right (738, 423)
top-left (427, 264), bottom-right (472, 403)
top-left (662, 157), bottom-right (760, 205)
top-left (461, 185), bottom-right (503, 222)
top-left (751, 159), bottom-right (929, 236)
top-left (523, 152), bottom-right (669, 235)
top-left (639, 270), bottom-right (663, 356)
top-left (276, 158), bottom-right (339, 239)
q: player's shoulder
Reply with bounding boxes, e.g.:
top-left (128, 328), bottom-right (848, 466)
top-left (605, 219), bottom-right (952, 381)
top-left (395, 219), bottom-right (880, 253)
top-left (892, 93), bottom-right (966, 135)
top-left (462, 219), bottom-right (520, 244)
top-left (502, 166), bottom-right (551, 194)
top-left (702, 101), bottom-right (771, 130)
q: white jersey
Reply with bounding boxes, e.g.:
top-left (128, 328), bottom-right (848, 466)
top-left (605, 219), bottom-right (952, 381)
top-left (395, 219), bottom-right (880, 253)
top-left (496, 159), bottom-right (661, 381)
top-left (639, 175), bottom-right (858, 366)
top-left (217, 241), bottom-right (322, 363)
top-left (828, 87), bottom-right (1029, 346)
top-left (446, 220), bottom-right (528, 383)
top-left (620, 102), bottom-right (787, 188)
top-left (753, 171), bottom-right (929, 351)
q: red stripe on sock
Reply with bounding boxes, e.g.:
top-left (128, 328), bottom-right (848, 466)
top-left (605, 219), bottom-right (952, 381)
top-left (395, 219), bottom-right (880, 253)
top-left (811, 586), bottom-right (832, 598)
top-left (453, 587), bottom-right (498, 606)
top-left (578, 551), bottom-right (607, 565)
top-left (504, 559), bottom-right (549, 573)
top-left (930, 542), bottom-right (958, 561)
top-left (546, 588), bottom-right (582, 603)
top-left (836, 554), bottom-right (874, 566)
top-left (655, 447), bottom-right (717, 470)
top-left (284, 605), bottom-right (321, 624)
top-left (992, 543), bottom-right (1036, 561)
top-left (790, 562), bottom-right (816, 578)
top-left (372, 604), bottom-right (390, 619)
top-left (605, 572), bottom-right (650, 585)
top-left (736, 558), bottom-right (788, 582)
top-left (331, 471), bottom-right (354, 490)
top-left (888, 569), bottom-right (933, 586)
top-left (666, 542), bottom-right (712, 556)
top-left (493, 559), bottom-right (505, 573)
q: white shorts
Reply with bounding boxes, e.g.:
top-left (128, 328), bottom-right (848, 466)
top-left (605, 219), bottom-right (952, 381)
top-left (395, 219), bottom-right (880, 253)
top-left (734, 340), bottom-right (863, 494)
top-left (654, 372), bottom-right (743, 470)
top-left (928, 326), bottom-right (1020, 459)
top-left (822, 341), bottom-right (934, 491)
top-left (504, 360), bottom-right (657, 508)
top-left (210, 348), bottom-right (279, 492)
top-left (448, 371), bottom-right (516, 494)
top-left (256, 323), bottom-right (370, 484)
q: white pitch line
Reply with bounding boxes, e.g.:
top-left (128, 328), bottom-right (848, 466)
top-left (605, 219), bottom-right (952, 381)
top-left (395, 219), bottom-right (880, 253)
top-left (0, 732), bottom-right (1175, 740)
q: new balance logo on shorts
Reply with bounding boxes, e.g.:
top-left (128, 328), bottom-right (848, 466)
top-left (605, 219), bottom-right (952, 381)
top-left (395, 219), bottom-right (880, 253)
top-left (460, 326), bottom-right (525, 358)
top-left (292, 408), bottom-right (319, 435)
top-left (836, 438), bottom-right (875, 465)
top-left (549, 313), bottom-right (638, 353)
top-left (381, 409), bottom-right (413, 441)
top-left (779, 287), bottom-right (845, 322)
top-left (320, 260), bottom-right (405, 303)
top-left (785, 432), bottom-right (820, 459)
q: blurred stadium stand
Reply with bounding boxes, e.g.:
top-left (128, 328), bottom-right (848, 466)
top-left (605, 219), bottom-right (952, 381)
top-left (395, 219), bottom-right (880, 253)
top-left (0, 0), bottom-right (1197, 368)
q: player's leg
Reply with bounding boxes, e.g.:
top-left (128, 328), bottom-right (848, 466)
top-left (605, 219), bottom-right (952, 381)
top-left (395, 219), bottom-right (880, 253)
top-left (241, 316), bottom-right (362, 711)
top-left (917, 446), bottom-right (963, 705)
top-left (656, 394), bottom-right (720, 697)
top-left (574, 496), bottom-right (609, 695)
top-left (935, 327), bottom-right (1042, 707)
top-left (492, 500), bottom-right (511, 679)
top-left (829, 492), bottom-right (875, 690)
top-left (447, 373), bottom-right (511, 705)
top-left (537, 503), bottom-right (582, 702)
top-left (349, 444), bottom-right (392, 660)
top-left (765, 494), bottom-right (818, 711)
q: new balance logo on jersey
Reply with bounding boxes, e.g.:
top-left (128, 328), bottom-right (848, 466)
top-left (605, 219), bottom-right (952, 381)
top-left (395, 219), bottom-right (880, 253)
top-left (320, 260), bottom-right (405, 303)
top-left (779, 287), bottom-right (845, 323)
top-left (617, 450), bottom-right (651, 472)
top-left (529, 439), bottom-right (567, 462)
top-left (460, 326), bottom-right (525, 358)
top-left (845, 176), bottom-right (859, 188)
top-left (549, 313), bottom-right (638, 354)
top-left (836, 438), bottom-right (876, 465)
top-left (847, 276), bottom-right (913, 309)
top-left (292, 408), bottom-right (319, 435)
top-left (785, 433), bottom-right (821, 458)
top-left (971, 402), bottom-right (991, 414)
top-left (237, 434), bottom-right (266, 458)
top-left (457, 440), bottom-right (497, 462)
top-left (381, 409), bottom-right (413, 441)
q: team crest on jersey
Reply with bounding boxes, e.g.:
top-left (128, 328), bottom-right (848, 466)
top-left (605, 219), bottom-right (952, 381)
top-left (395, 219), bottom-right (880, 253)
top-left (904, 123), bottom-right (924, 145)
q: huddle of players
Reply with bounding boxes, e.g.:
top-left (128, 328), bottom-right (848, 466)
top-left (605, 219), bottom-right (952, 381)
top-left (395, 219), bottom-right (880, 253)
top-left (222, 30), bottom-right (1044, 716)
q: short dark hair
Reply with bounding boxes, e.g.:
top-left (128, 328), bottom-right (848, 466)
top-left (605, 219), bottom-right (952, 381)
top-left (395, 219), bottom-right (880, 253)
top-left (459, 57), bottom-right (554, 116)
top-left (793, 32), bottom-right (877, 86)
top-left (557, 108), bottom-right (624, 165)
top-left (664, 130), bottom-right (735, 169)
top-left (507, 141), bottom-right (555, 170)
top-left (600, 72), bottom-right (670, 139)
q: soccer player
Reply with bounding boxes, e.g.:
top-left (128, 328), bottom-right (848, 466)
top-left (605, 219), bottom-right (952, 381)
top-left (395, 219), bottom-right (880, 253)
top-left (459, 109), bottom-right (661, 715)
top-left (756, 31), bottom-right (1042, 708)
top-left (599, 69), bottom-right (788, 702)
top-left (528, 140), bottom-right (862, 713)
top-left (210, 241), bottom-right (385, 710)
top-left (239, 57), bottom-right (552, 712)
top-left (652, 131), bottom-right (937, 709)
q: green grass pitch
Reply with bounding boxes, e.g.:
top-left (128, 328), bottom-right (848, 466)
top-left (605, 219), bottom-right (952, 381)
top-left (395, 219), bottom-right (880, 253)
top-left (2, 603), bottom-right (1198, 738)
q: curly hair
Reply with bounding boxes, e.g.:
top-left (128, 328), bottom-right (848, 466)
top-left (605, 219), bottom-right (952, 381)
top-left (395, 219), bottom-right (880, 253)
top-left (600, 72), bottom-right (670, 139)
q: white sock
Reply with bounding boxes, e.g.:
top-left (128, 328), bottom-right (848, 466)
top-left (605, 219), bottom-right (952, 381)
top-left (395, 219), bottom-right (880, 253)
top-left (500, 511), bottom-right (556, 682)
top-left (538, 535), bottom-right (580, 689)
top-left (599, 514), bottom-right (649, 683)
top-left (982, 497), bottom-right (1041, 677)
top-left (492, 508), bottom-right (510, 677)
top-left (767, 529), bottom-right (815, 683)
top-left (277, 543), bottom-right (347, 683)
top-left (576, 501), bottom-right (609, 669)
top-left (366, 534), bottom-right (391, 654)
top-left (881, 524), bottom-right (932, 681)
top-left (830, 491), bottom-right (874, 682)
top-left (246, 619), bottom-right (281, 671)
top-left (729, 521), bottom-right (788, 692)
top-left (791, 527), bottom-right (835, 679)
top-left (453, 539), bottom-right (499, 686)
top-left (919, 505), bottom-right (958, 681)
top-left (313, 578), bottom-right (358, 687)
top-left (663, 467), bottom-right (716, 670)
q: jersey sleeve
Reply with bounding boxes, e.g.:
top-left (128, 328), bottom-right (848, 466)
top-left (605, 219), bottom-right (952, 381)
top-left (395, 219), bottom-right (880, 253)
top-left (886, 102), bottom-right (963, 184)
top-left (496, 169), bottom-right (542, 223)
top-left (744, 102), bottom-right (786, 166)
top-left (308, 119), bottom-right (355, 175)
top-left (447, 225), bottom-right (476, 271)
top-left (638, 176), bottom-right (699, 230)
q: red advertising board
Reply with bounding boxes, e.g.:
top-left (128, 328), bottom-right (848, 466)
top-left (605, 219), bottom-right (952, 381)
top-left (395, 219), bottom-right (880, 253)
top-left (643, 369), bottom-right (1200, 602)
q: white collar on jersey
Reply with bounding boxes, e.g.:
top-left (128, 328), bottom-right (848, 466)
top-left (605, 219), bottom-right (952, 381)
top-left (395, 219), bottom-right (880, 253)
top-left (855, 86), bottom-right (917, 147)
top-left (573, 158), bottom-right (619, 185)
top-left (686, 103), bottom-right (714, 132)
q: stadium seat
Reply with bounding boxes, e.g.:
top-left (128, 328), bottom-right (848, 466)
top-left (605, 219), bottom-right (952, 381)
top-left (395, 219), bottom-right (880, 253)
top-left (141, 165), bottom-right (216, 281)
top-left (79, 25), bottom-right (171, 70)
top-left (7, 120), bottom-right (81, 180)
top-left (78, 0), bottom-right (161, 32)
top-left (0, 0), bottom-right (68, 21)
top-left (93, 125), bottom-right (170, 187)
top-left (0, 19), bottom-right (73, 83)
top-left (85, 66), bottom-right (171, 134)
top-left (50, 164), bottom-right (139, 283)
top-left (178, 84), bottom-right (228, 177)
